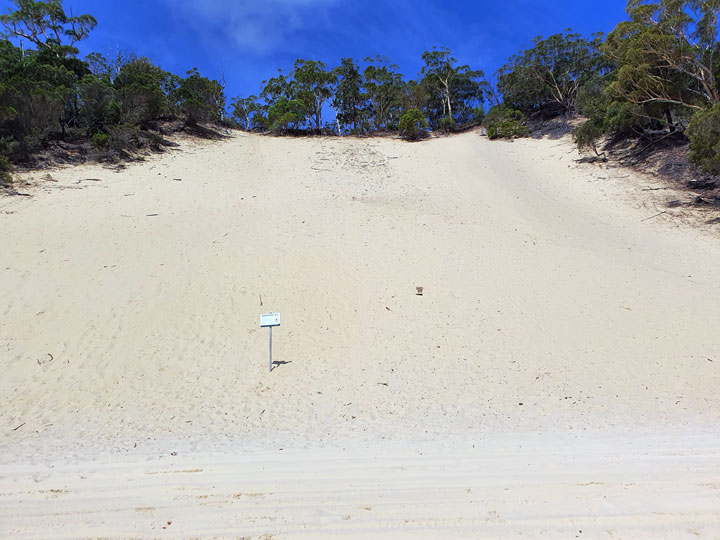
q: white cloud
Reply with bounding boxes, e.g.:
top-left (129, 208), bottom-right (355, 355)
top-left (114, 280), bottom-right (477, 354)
top-left (171, 0), bottom-right (339, 54)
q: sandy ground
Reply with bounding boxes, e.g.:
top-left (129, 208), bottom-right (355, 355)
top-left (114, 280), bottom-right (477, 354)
top-left (1, 130), bottom-right (719, 538)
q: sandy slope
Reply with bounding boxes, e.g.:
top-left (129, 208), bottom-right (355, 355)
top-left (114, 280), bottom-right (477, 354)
top-left (1, 130), bottom-right (719, 538)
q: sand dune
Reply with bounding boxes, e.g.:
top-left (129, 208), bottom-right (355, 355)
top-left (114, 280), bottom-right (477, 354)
top-left (1, 130), bottom-right (719, 538)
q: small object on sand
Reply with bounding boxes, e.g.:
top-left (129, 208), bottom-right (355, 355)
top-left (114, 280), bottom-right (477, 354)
top-left (640, 211), bottom-right (667, 222)
top-left (12, 422), bottom-right (25, 431)
top-left (416, 286), bottom-right (424, 296)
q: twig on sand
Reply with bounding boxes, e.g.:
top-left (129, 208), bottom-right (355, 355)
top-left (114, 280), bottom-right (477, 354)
top-left (12, 422), bottom-right (25, 431)
top-left (641, 211), bottom-right (667, 222)
top-left (642, 187), bottom-right (670, 191)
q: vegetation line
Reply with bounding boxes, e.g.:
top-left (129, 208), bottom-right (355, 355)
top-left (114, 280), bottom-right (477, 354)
top-left (2, 0), bottom-right (720, 188)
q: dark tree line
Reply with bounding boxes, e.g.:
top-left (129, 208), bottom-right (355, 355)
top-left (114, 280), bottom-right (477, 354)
top-left (4, 0), bottom-right (720, 185)
top-left (0, 0), bottom-right (226, 183)
top-left (230, 49), bottom-right (489, 137)
top-left (492, 1), bottom-right (720, 174)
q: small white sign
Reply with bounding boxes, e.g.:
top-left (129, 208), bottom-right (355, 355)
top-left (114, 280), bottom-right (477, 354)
top-left (260, 312), bottom-right (280, 327)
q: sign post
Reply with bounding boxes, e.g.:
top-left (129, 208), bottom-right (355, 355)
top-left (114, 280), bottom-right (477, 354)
top-left (260, 312), bottom-right (281, 372)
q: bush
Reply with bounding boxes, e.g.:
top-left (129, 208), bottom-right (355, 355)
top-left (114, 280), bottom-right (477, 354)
top-left (398, 108), bottom-right (428, 140)
top-left (438, 116), bottom-right (458, 133)
top-left (688, 104), bottom-right (720, 174)
top-left (572, 119), bottom-right (605, 155)
top-left (90, 132), bottom-right (109, 148)
top-left (486, 120), bottom-right (530, 139)
top-left (0, 155), bottom-right (12, 186)
top-left (472, 107), bottom-right (486, 125)
top-left (482, 104), bottom-right (529, 140)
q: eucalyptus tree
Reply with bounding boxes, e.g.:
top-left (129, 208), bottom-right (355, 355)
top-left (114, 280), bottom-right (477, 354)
top-left (231, 95), bottom-right (261, 130)
top-left (363, 56), bottom-right (404, 130)
top-left (0, 0), bottom-right (96, 58)
top-left (498, 31), bottom-right (607, 115)
top-left (178, 67), bottom-right (225, 125)
top-left (420, 47), bottom-right (460, 121)
top-left (292, 59), bottom-right (335, 130)
top-left (332, 57), bottom-right (368, 133)
top-left (604, 0), bottom-right (720, 121)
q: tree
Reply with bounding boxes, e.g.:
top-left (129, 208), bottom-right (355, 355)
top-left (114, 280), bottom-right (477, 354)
top-left (113, 56), bottom-right (168, 124)
top-left (267, 96), bottom-right (306, 132)
top-left (687, 103), bottom-right (720, 173)
top-left (178, 67), bottom-right (225, 125)
top-left (419, 47), bottom-right (488, 128)
top-left (420, 47), bottom-right (460, 122)
top-left (0, 0), bottom-right (96, 58)
top-left (482, 104), bottom-right (529, 139)
top-left (498, 31), bottom-right (607, 116)
top-left (292, 59), bottom-right (335, 130)
top-left (0, 37), bottom-right (75, 158)
top-left (398, 108), bottom-right (428, 140)
top-left (572, 78), bottom-right (612, 154)
top-left (363, 56), bottom-right (404, 130)
top-left (333, 57), bottom-right (367, 133)
top-left (603, 0), bottom-right (720, 127)
top-left (77, 73), bottom-right (115, 134)
top-left (231, 95), bottom-right (260, 130)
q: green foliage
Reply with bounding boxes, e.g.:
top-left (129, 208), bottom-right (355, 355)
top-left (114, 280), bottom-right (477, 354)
top-left (333, 57), bottom-right (368, 133)
top-left (603, 0), bottom-right (720, 121)
top-left (0, 154), bottom-right (12, 185)
top-left (231, 95), bottom-right (260, 130)
top-left (78, 74), bottom-right (115, 133)
top-left (363, 56), bottom-right (405, 130)
top-left (0, 0), bottom-right (96, 58)
top-left (420, 46), bottom-right (487, 128)
top-left (472, 107), bottom-right (485, 125)
top-left (572, 79), bottom-right (611, 154)
top-left (572, 120), bottom-right (606, 155)
top-left (498, 30), bottom-right (607, 116)
top-left (486, 121), bottom-right (529, 140)
top-left (178, 67), bottom-right (225, 125)
top-left (90, 131), bottom-right (108, 148)
top-left (114, 57), bottom-right (169, 124)
top-left (688, 103), bottom-right (720, 174)
top-left (438, 116), bottom-right (458, 132)
top-left (267, 97), bottom-right (306, 132)
top-left (292, 59), bottom-right (335, 130)
top-left (482, 105), bottom-right (529, 139)
top-left (398, 108), bottom-right (428, 140)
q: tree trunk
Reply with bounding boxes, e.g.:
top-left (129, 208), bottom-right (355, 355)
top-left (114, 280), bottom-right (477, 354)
top-left (664, 106), bottom-right (675, 133)
top-left (445, 80), bottom-right (452, 121)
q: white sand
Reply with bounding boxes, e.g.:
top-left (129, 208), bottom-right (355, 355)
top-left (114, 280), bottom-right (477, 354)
top-left (1, 131), bottom-right (719, 538)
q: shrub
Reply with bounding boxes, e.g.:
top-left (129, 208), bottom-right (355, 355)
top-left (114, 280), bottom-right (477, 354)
top-left (572, 119), bottom-right (605, 155)
top-left (688, 104), bottom-right (720, 174)
top-left (398, 108), bottom-right (428, 140)
top-left (482, 104), bottom-right (529, 140)
top-left (486, 120), bottom-right (530, 139)
top-left (438, 116), bottom-right (458, 133)
top-left (0, 155), bottom-right (12, 186)
top-left (472, 107), bottom-right (486, 125)
top-left (91, 132), bottom-right (109, 148)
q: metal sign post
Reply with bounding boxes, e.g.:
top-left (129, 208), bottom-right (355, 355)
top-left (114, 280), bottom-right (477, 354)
top-left (260, 312), bottom-right (281, 372)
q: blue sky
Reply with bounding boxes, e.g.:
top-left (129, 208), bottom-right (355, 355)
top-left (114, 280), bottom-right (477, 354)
top-left (2, 0), bottom-right (630, 102)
